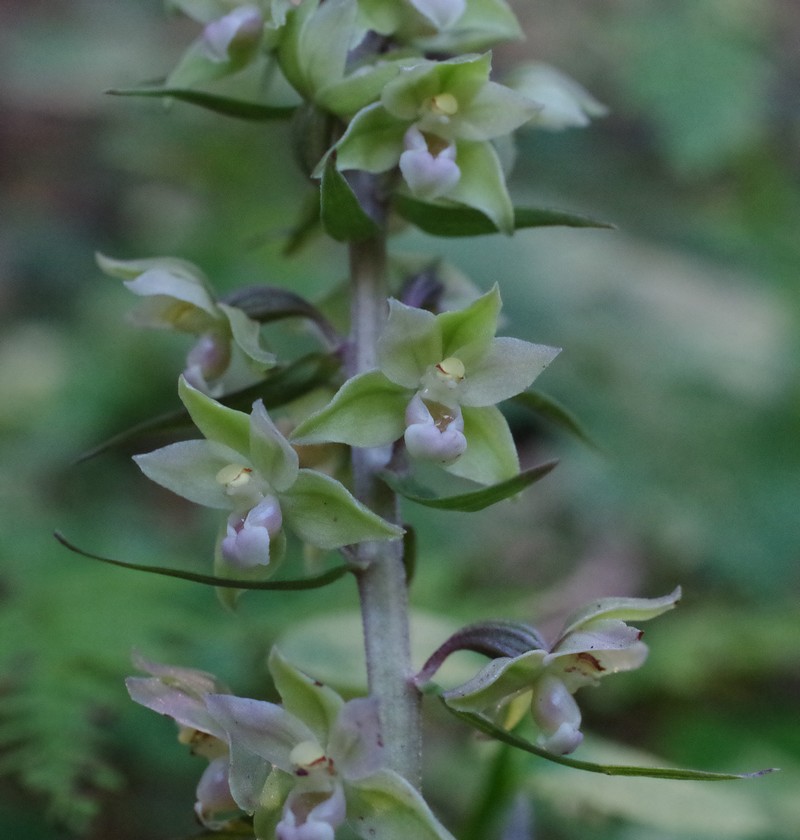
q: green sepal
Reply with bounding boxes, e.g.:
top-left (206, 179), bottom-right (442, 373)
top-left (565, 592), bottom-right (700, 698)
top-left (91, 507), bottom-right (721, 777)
top-left (253, 770), bottom-right (295, 839)
top-left (291, 371), bottom-right (409, 447)
top-left (559, 587), bottom-right (683, 638)
top-left (321, 158), bottom-right (381, 242)
top-left (445, 705), bottom-right (776, 781)
top-left (219, 303), bottom-right (277, 367)
top-left (74, 353), bottom-right (340, 464)
top-left (346, 769), bottom-right (457, 840)
top-left (442, 650), bottom-right (544, 713)
top-left (268, 648), bottom-right (343, 745)
top-left (512, 389), bottom-right (598, 449)
top-left (179, 375), bottom-right (251, 456)
top-left (53, 531), bottom-right (349, 590)
top-left (280, 469), bottom-right (404, 548)
top-left (106, 86), bottom-right (297, 120)
top-left (436, 284), bottom-right (500, 360)
top-left (278, 0), bottom-right (357, 102)
top-left (446, 405), bottom-right (519, 485)
top-left (414, 0), bottom-right (523, 53)
top-left (446, 140), bottom-right (513, 234)
top-left (249, 401), bottom-right (300, 493)
top-left (333, 103), bottom-right (408, 173)
top-left (393, 194), bottom-right (615, 237)
top-left (380, 459), bottom-right (557, 512)
top-left (317, 55), bottom-right (417, 116)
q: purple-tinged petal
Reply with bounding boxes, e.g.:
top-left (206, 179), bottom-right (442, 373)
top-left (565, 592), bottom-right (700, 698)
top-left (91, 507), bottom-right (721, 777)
top-left (194, 755), bottom-right (238, 826)
top-left (399, 128), bottom-right (461, 200)
top-left (126, 676), bottom-right (226, 740)
top-left (202, 6), bottom-right (263, 63)
top-left (327, 697), bottom-right (384, 781)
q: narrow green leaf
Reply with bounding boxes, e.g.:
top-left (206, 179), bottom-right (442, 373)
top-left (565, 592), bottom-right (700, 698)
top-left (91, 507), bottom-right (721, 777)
top-left (74, 353), bottom-right (340, 463)
top-left (54, 532), bottom-right (349, 591)
top-left (394, 194), bottom-right (615, 237)
top-left (320, 158), bottom-right (381, 242)
top-left (512, 389), bottom-right (598, 449)
top-left (446, 706), bottom-right (777, 781)
top-left (107, 87), bottom-right (296, 120)
top-left (380, 460), bottom-right (558, 512)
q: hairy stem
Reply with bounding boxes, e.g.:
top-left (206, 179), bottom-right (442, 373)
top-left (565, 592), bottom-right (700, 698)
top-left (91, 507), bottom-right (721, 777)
top-left (348, 229), bottom-right (422, 788)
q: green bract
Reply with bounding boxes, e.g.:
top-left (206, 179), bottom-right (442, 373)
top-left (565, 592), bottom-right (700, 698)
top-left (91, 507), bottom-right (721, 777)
top-left (441, 589), bottom-right (682, 755)
top-left (333, 53), bottom-right (538, 232)
top-left (133, 377), bottom-right (403, 577)
top-left (98, 253), bottom-right (275, 395)
top-left (292, 285), bottom-right (559, 485)
top-left (204, 648), bottom-right (456, 840)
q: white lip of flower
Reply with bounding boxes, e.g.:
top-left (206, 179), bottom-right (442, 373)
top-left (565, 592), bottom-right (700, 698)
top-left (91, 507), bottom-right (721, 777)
top-left (404, 393), bottom-right (467, 465)
top-left (530, 674), bottom-right (583, 755)
top-left (221, 494), bottom-right (283, 569)
top-left (399, 127), bottom-right (461, 200)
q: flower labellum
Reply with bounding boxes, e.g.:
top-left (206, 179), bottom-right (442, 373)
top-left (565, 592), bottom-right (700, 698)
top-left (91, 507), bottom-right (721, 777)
top-left (202, 5), bottom-right (264, 64)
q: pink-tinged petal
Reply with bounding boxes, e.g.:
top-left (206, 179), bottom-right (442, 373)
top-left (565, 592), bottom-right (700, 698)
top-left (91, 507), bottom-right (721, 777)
top-left (194, 755), bottom-right (238, 826)
top-left (126, 676), bottom-right (226, 740)
top-left (186, 333), bottom-right (231, 383)
top-left (205, 694), bottom-right (316, 774)
top-left (327, 698), bottom-right (384, 781)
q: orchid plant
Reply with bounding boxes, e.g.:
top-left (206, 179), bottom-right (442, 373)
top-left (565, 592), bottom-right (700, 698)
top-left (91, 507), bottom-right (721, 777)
top-left (65, 0), bottom-right (773, 837)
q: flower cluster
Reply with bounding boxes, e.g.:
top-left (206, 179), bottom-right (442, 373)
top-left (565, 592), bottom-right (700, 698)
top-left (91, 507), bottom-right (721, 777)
top-left (128, 648), bottom-right (455, 840)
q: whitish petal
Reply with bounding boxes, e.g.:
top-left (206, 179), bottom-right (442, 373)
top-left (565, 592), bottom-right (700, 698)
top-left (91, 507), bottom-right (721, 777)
top-left (460, 337), bottom-right (560, 407)
top-left (202, 5), bottom-right (263, 62)
top-left (124, 267), bottom-right (218, 318)
top-left (404, 396), bottom-right (466, 465)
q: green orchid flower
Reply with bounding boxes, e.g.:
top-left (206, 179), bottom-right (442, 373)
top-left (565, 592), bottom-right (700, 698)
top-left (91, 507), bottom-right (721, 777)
top-left (134, 377), bottom-right (403, 577)
top-left (332, 53), bottom-right (538, 232)
top-left (292, 285), bottom-right (558, 485)
top-left (438, 589), bottom-right (682, 754)
top-left (204, 648), bottom-right (456, 840)
top-left (98, 253), bottom-right (275, 395)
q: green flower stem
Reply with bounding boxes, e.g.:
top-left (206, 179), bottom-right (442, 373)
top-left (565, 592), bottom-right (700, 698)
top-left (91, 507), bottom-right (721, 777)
top-left (348, 221), bottom-right (422, 789)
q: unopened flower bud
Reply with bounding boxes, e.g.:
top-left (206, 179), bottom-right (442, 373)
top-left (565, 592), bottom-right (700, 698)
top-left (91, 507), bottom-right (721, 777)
top-left (202, 5), bottom-right (264, 64)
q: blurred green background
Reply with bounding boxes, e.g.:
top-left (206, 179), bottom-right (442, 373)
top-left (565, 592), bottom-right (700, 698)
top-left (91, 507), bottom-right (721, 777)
top-left (1, 1), bottom-right (798, 838)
